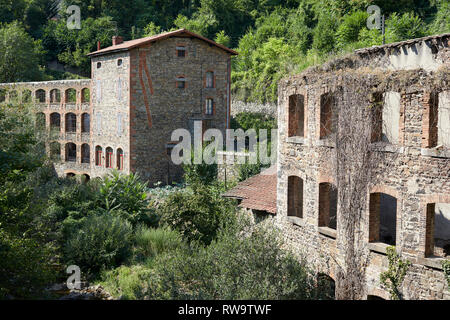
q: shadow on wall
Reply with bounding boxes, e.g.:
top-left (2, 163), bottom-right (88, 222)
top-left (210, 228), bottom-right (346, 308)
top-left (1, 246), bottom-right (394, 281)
top-left (435, 203), bottom-right (450, 256)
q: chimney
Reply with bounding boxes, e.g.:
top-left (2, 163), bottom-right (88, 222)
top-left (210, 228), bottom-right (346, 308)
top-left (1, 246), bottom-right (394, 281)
top-left (97, 41), bottom-right (101, 51)
top-left (112, 36), bottom-right (124, 46)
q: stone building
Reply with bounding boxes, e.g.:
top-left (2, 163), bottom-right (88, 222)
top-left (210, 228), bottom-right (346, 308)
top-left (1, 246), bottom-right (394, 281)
top-left (226, 33), bottom-right (450, 299)
top-left (0, 29), bottom-right (237, 184)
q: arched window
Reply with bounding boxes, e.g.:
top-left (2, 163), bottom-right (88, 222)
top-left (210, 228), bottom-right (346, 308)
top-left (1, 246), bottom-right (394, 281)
top-left (36, 113), bottom-right (46, 129)
top-left (317, 273), bottom-right (335, 300)
top-left (205, 71), bottom-right (214, 88)
top-left (9, 90), bottom-right (18, 103)
top-left (65, 88), bottom-right (77, 104)
top-left (66, 172), bottom-right (76, 178)
top-left (288, 94), bottom-right (305, 138)
top-left (117, 148), bottom-right (124, 170)
top-left (50, 142), bottom-right (61, 161)
top-left (81, 113), bottom-right (90, 133)
top-left (81, 88), bottom-right (90, 103)
top-left (65, 143), bottom-right (77, 162)
top-left (35, 89), bottom-right (46, 103)
top-left (105, 147), bottom-right (113, 168)
top-left (82, 174), bottom-right (90, 183)
top-left (81, 144), bottom-right (90, 164)
top-left (50, 113), bottom-right (61, 131)
top-left (97, 62), bottom-right (102, 69)
top-left (95, 146), bottom-right (102, 166)
top-left (50, 89), bottom-right (61, 103)
top-left (22, 90), bottom-right (32, 103)
top-left (65, 113), bottom-right (77, 133)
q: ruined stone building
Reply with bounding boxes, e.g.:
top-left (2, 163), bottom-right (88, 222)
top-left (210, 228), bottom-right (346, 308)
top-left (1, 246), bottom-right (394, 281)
top-left (225, 33), bottom-right (450, 299)
top-left (0, 29), bottom-right (237, 184)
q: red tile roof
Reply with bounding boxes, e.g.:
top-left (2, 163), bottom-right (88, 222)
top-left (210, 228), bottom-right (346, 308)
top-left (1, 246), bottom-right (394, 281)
top-left (87, 29), bottom-right (238, 57)
top-left (223, 165), bottom-right (277, 214)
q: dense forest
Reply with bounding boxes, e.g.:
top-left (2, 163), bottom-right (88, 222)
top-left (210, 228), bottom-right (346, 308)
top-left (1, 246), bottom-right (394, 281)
top-left (0, 0), bottom-right (449, 102)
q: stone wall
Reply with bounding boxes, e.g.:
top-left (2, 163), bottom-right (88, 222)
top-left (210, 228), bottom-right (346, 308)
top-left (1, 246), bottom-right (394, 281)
top-left (276, 56), bottom-right (450, 299)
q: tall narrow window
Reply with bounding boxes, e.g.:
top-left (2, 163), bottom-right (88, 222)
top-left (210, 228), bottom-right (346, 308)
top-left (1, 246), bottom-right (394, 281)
top-left (206, 71), bottom-right (214, 88)
top-left (50, 113), bottom-right (61, 132)
top-left (96, 112), bottom-right (102, 134)
top-left (95, 146), bottom-right (102, 166)
top-left (320, 93), bottom-right (335, 139)
top-left (288, 176), bottom-right (303, 219)
top-left (81, 88), bottom-right (90, 103)
top-left (117, 113), bottom-right (123, 136)
top-left (36, 113), bottom-right (46, 129)
top-left (318, 183), bottom-right (338, 231)
top-left (65, 113), bottom-right (77, 133)
top-left (288, 94), bottom-right (305, 138)
top-left (117, 148), bottom-right (124, 170)
top-left (22, 90), bottom-right (31, 103)
top-left (96, 80), bottom-right (102, 103)
top-left (382, 92), bottom-right (400, 144)
top-left (81, 144), bottom-right (90, 164)
top-left (81, 113), bottom-right (90, 133)
top-left (65, 143), bottom-right (77, 162)
top-left (50, 89), bottom-right (61, 103)
top-left (50, 142), bottom-right (61, 161)
top-left (438, 91), bottom-right (450, 148)
top-left (106, 147), bottom-right (113, 168)
top-left (205, 98), bottom-right (214, 115)
top-left (176, 76), bottom-right (186, 89)
top-left (65, 88), bottom-right (77, 104)
top-left (425, 203), bottom-right (450, 257)
top-left (369, 193), bottom-right (397, 245)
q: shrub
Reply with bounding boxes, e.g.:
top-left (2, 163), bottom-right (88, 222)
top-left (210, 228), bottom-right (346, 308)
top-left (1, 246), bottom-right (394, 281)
top-left (144, 219), bottom-right (323, 299)
top-left (380, 246), bottom-right (411, 300)
top-left (159, 183), bottom-right (236, 245)
top-left (134, 225), bottom-right (184, 260)
top-left (64, 214), bottom-right (133, 275)
top-left (98, 172), bottom-right (151, 226)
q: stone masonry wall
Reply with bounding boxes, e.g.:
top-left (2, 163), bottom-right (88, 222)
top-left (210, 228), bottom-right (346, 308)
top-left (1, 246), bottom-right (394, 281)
top-left (276, 64), bottom-right (450, 300)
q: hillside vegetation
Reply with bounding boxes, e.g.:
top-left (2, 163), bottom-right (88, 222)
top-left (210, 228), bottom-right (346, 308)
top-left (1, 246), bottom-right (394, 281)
top-left (0, 0), bottom-right (449, 98)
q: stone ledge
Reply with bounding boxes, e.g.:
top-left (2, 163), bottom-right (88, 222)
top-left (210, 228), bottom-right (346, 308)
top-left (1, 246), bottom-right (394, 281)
top-left (421, 148), bottom-right (450, 159)
top-left (318, 226), bottom-right (337, 239)
top-left (368, 242), bottom-right (390, 255)
top-left (370, 142), bottom-right (404, 154)
top-left (286, 136), bottom-right (305, 145)
top-left (416, 256), bottom-right (447, 270)
top-left (315, 139), bottom-right (335, 148)
top-left (286, 216), bottom-right (306, 227)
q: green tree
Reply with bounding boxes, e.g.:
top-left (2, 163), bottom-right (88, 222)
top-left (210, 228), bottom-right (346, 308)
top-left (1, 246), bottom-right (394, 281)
top-left (0, 21), bottom-right (44, 82)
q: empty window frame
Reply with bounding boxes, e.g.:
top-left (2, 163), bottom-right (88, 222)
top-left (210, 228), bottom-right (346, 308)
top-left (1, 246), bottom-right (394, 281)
top-left (318, 183), bottom-right (338, 230)
top-left (319, 93), bottom-right (336, 139)
top-left (205, 98), bottom-right (214, 115)
top-left (65, 88), bottom-right (77, 104)
top-left (35, 112), bottom-right (46, 129)
top-left (81, 144), bottom-right (90, 164)
top-left (105, 147), bottom-right (113, 168)
top-left (81, 113), bottom-right (90, 133)
top-left (50, 89), bottom-right (61, 103)
top-left (425, 203), bottom-right (450, 258)
top-left (381, 92), bottom-right (401, 144)
top-left (81, 88), bottom-right (90, 104)
top-left (50, 113), bottom-right (61, 131)
top-left (288, 176), bottom-right (303, 219)
top-left (65, 113), bottom-right (77, 133)
top-left (35, 89), bottom-right (46, 103)
top-left (50, 142), bottom-right (61, 161)
top-left (65, 143), bottom-right (77, 162)
top-left (22, 90), bottom-right (32, 103)
top-left (206, 71), bottom-right (214, 88)
top-left (288, 94), bottom-right (305, 138)
top-left (369, 193), bottom-right (397, 246)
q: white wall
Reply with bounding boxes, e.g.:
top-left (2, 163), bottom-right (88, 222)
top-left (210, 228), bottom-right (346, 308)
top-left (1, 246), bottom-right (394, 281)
top-left (438, 91), bottom-right (450, 148)
top-left (388, 41), bottom-right (440, 72)
top-left (382, 92), bottom-right (400, 144)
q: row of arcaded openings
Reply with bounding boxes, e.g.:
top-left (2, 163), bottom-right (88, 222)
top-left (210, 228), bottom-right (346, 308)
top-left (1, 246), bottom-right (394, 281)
top-left (50, 143), bottom-right (124, 170)
top-left (36, 112), bottom-right (90, 133)
top-left (288, 91), bottom-right (448, 147)
top-left (0, 88), bottom-right (90, 104)
top-left (288, 176), bottom-right (449, 257)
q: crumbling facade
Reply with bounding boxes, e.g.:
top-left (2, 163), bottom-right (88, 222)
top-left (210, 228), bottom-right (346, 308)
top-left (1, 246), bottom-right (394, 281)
top-left (276, 34), bottom-right (450, 299)
top-left (0, 29), bottom-right (237, 185)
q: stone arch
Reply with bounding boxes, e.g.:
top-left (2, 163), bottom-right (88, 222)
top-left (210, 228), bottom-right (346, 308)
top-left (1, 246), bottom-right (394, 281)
top-left (81, 113), bottom-right (90, 133)
top-left (35, 89), bottom-right (46, 103)
top-left (81, 88), bottom-right (90, 103)
top-left (65, 143), bottom-right (77, 162)
top-left (317, 273), bottom-right (336, 300)
top-left (105, 147), bottom-right (113, 168)
top-left (65, 113), bottom-right (77, 133)
top-left (65, 88), bottom-right (77, 104)
top-left (50, 89), bottom-right (61, 103)
top-left (81, 144), bottom-right (90, 164)
top-left (95, 146), bottom-right (103, 166)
